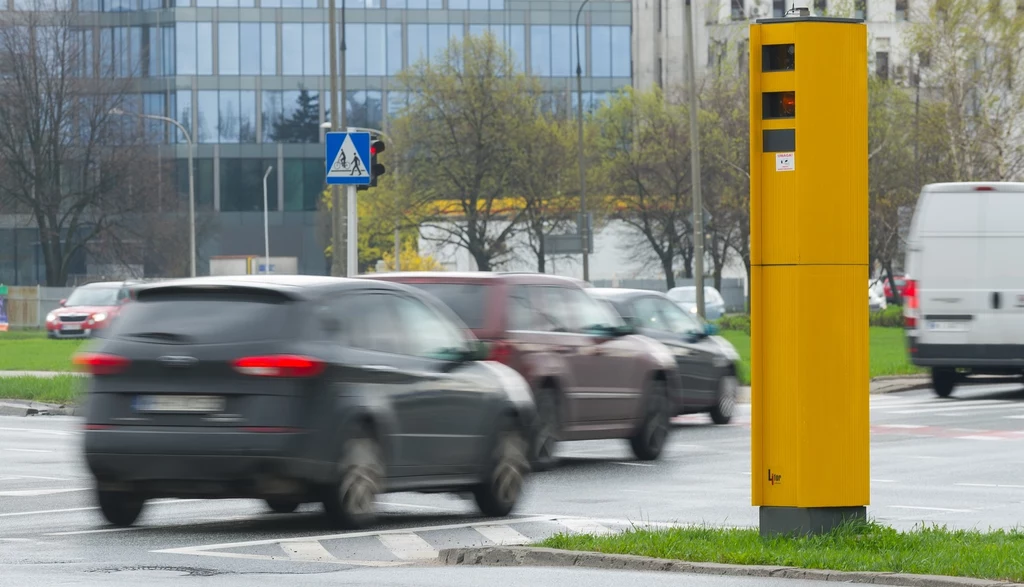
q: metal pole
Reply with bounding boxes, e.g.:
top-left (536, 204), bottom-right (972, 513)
top-left (575, 0), bottom-right (591, 283)
top-left (263, 166), bottom-right (273, 274)
top-left (186, 131), bottom-right (196, 278)
top-left (328, 0), bottom-right (343, 276)
top-left (684, 0), bottom-right (705, 318)
top-left (347, 183), bottom-right (357, 276)
top-left (394, 225), bottom-right (401, 271)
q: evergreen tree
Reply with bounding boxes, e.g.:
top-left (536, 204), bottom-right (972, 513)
top-left (271, 88), bottom-right (320, 143)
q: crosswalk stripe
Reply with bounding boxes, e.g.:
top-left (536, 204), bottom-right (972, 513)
top-left (474, 524), bottom-right (533, 546)
top-left (377, 533), bottom-right (437, 560)
top-left (280, 541), bottom-right (337, 562)
top-left (558, 518), bottom-right (614, 536)
top-left (887, 402), bottom-right (1020, 415)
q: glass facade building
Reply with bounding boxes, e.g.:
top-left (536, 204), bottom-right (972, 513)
top-left (0, 0), bottom-right (632, 280)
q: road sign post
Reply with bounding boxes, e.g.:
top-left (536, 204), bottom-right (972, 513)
top-left (749, 14), bottom-right (869, 537)
top-left (326, 131), bottom-right (372, 276)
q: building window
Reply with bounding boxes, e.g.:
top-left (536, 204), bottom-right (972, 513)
top-left (731, 0), bottom-right (745, 20)
top-left (895, 0), bottom-right (908, 20)
top-left (854, 0), bottom-right (866, 19)
top-left (656, 57), bottom-right (662, 88)
top-left (282, 159), bottom-right (325, 212)
top-left (220, 159), bottom-right (276, 212)
top-left (773, 0), bottom-right (786, 17)
top-left (875, 51), bottom-right (889, 80)
top-left (656, 0), bottom-right (662, 31)
top-left (813, 0), bottom-right (826, 14)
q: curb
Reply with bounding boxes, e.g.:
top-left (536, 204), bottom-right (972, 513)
top-left (0, 400), bottom-right (82, 417)
top-left (437, 547), bottom-right (1022, 587)
top-left (736, 377), bottom-right (930, 405)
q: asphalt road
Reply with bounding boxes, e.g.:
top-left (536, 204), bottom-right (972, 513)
top-left (1, 383), bottom-right (1023, 585)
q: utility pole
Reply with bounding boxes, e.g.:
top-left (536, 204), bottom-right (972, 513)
top-left (684, 0), bottom-right (705, 318)
top-left (575, 0), bottom-right (591, 282)
top-left (328, 0), bottom-right (348, 276)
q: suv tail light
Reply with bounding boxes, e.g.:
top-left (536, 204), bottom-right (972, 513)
top-left (73, 352), bottom-right (130, 376)
top-left (232, 355), bottom-right (326, 378)
top-left (487, 340), bottom-right (515, 366)
top-left (903, 279), bottom-right (919, 329)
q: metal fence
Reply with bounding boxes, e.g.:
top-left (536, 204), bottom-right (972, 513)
top-left (590, 277), bottom-right (748, 313)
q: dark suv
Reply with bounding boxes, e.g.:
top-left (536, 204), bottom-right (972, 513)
top-left (79, 275), bottom-right (535, 529)
top-left (363, 272), bottom-right (681, 470)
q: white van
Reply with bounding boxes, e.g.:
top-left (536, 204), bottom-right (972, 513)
top-left (903, 182), bottom-right (1024, 397)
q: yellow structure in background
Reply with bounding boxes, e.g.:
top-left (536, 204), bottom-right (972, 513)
top-left (748, 14), bottom-right (869, 536)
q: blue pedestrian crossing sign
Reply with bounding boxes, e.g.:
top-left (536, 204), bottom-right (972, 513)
top-left (325, 132), bottom-right (371, 185)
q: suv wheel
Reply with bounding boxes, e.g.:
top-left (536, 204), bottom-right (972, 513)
top-left (629, 378), bottom-right (671, 461)
top-left (473, 418), bottom-right (529, 518)
top-left (265, 499), bottom-right (300, 514)
top-left (710, 375), bottom-right (738, 425)
top-left (97, 489), bottom-right (144, 527)
top-left (530, 388), bottom-right (560, 471)
top-left (932, 368), bottom-right (957, 398)
top-left (323, 434), bottom-right (383, 530)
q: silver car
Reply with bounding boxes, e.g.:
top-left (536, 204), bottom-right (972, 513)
top-left (666, 286), bottom-right (727, 321)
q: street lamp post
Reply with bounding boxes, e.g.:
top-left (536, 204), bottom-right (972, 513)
top-left (262, 166), bottom-right (274, 274)
top-left (111, 108), bottom-right (196, 278)
top-left (684, 0), bottom-right (705, 318)
top-left (575, 0), bottom-right (591, 282)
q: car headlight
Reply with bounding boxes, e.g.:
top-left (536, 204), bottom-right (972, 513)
top-left (46, 312), bottom-right (56, 322)
top-left (92, 313), bottom-right (107, 322)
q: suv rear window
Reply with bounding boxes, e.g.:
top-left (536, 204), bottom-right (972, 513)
top-left (404, 283), bottom-right (487, 329)
top-left (105, 288), bottom-right (295, 344)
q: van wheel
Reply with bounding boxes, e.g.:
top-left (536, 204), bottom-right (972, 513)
top-left (710, 375), bottom-right (738, 425)
top-left (529, 387), bottom-right (560, 471)
top-left (323, 434), bottom-right (383, 530)
top-left (473, 418), bottom-right (529, 518)
top-left (265, 499), bottom-right (300, 514)
top-left (630, 378), bottom-right (671, 461)
top-left (932, 368), bottom-right (957, 398)
top-left (97, 489), bottom-right (144, 527)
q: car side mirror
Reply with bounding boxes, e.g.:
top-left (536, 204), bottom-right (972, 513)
top-left (59, 299), bottom-right (66, 307)
top-left (469, 340), bottom-right (490, 361)
top-left (704, 323), bottom-right (719, 336)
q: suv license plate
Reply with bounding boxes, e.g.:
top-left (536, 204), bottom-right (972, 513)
top-left (927, 320), bottom-right (969, 333)
top-left (135, 395), bottom-right (225, 413)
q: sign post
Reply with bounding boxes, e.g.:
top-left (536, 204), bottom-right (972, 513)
top-left (326, 131), bottom-right (372, 277)
top-left (0, 284), bottom-right (8, 332)
top-left (749, 14), bottom-right (869, 537)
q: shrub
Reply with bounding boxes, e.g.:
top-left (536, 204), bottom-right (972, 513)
top-left (871, 305), bottom-right (904, 328)
top-left (715, 314), bottom-right (751, 335)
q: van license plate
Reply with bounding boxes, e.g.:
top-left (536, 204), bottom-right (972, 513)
top-left (135, 395), bottom-right (225, 413)
top-left (927, 320), bottom-right (969, 333)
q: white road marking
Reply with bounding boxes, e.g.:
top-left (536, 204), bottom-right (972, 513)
top-left (558, 518), bottom-right (614, 536)
top-left (889, 505), bottom-right (974, 513)
top-left (377, 533), bottom-right (437, 560)
top-left (1005, 415), bottom-right (1024, 420)
top-left (0, 488), bottom-right (87, 497)
top-left (614, 462), bottom-right (655, 467)
top-left (474, 524), bottom-right (532, 546)
top-left (281, 541), bottom-right (338, 562)
top-left (872, 479), bottom-right (897, 483)
top-left (4, 448), bottom-right (53, 453)
top-left (875, 424), bottom-right (926, 429)
top-left (888, 401), bottom-right (1017, 415)
top-left (152, 515), bottom-right (560, 555)
top-left (956, 435), bottom-right (1003, 441)
top-left (955, 483), bottom-right (1024, 489)
top-left (0, 498), bottom-right (201, 518)
top-left (0, 475), bottom-right (73, 482)
top-left (46, 527), bottom-right (144, 536)
top-left (0, 427), bottom-right (74, 436)
top-left (377, 501), bottom-right (450, 511)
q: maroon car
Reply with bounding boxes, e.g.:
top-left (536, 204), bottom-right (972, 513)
top-left (363, 272), bottom-right (682, 470)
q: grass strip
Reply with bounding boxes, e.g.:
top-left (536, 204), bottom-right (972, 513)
top-left (718, 327), bottom-right (923, 386)
top-left (0, 335), bottom-right (89, 371)
top-left (0, 375), bottom-right (84, 405)
top-left (539, 521), bottom-right (1024, 583)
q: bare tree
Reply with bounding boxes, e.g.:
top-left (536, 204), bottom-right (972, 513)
top-left (0, 4), bottom-right (161, 285)
top-left (391, 32), bottom-right (541, 271)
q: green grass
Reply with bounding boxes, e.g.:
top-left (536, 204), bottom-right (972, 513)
top-left (0, 332), bottom-right (89, 371)
top-left (718, 327), bottom-right (923, 386)
top-left (0, 375), bottom-right (84, 404)
top-left (539, 522), bottom-right (1024, 583)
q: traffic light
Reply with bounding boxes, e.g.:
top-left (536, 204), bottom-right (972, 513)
top-left (369, 139), bottom-right (386, 187)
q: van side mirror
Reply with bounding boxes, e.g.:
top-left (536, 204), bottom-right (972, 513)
top-left (59, 299), bottom-right (67, 307)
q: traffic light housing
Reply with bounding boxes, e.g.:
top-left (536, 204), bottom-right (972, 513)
top-left (369, 139), bottom-right (386, 187)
